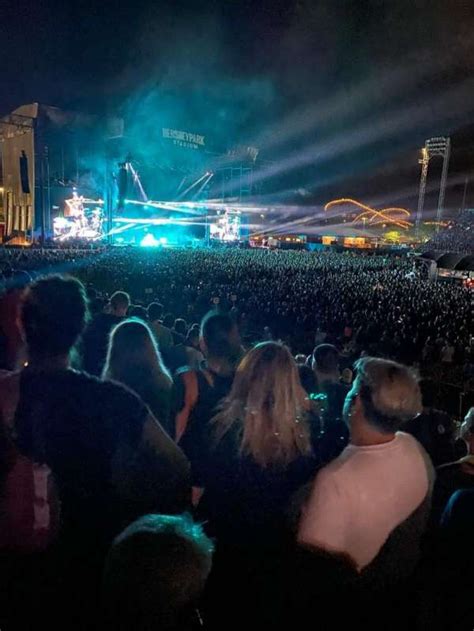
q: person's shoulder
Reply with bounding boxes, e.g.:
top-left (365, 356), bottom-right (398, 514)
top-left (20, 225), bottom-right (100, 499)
top-left (90, 311), bottom-right (107, 324)
top-left (60, 368), bottom-right (106, 393)
top-left (84, 312), bottom-right (107, 331)
top-left (173, 366), bottom-right (199, 399)
top-left (397, 431), bottom-right (435, 471)
top-left (69, 370), bottom-right (147, 415)
top-left (174, 365), bottom-right (196, 381)
top-left (102, 313), bottom-right (122, 326)
top-left (317, 446), bottom-right (352, 479)
top-left (155, 323), bottom-right (173, 337)
top-left (397, 430), bottom-right (426, 449)
top-left (91, 312), bottom-right (119, 327)
top-left (308, 455), bottom-right (353, 505)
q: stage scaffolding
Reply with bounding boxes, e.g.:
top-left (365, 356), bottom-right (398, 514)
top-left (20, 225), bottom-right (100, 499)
top-left (0, 110), bottom-right (36, 243)
top-left (219, 165), bottom-right (253, 202)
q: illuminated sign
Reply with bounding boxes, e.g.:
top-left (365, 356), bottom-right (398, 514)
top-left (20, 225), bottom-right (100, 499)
top-left (162, 128), bottom-right (205, 150)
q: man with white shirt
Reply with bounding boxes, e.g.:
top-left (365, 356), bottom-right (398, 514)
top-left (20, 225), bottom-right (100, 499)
top-left (299, 357), bottom-right (433, 572)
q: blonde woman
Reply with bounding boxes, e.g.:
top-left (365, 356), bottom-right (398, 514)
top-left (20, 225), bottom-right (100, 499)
top-left (103, 319), bottom-right (173, 435)
top-left (193, 341), bottom-right (324, 548)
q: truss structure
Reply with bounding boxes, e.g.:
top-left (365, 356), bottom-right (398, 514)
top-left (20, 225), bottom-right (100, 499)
top-left (0, 113), bottom-right (34, 140)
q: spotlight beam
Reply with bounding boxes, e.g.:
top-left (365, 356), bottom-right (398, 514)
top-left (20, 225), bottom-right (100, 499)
top-left (192, 173), bottom-right (214, 200)
top-left (128, 163), bottom-right (148, 202)
top-left (225, 76), bottom-right (474, 196)
top-left (177, 172), bottom-right (211, 200)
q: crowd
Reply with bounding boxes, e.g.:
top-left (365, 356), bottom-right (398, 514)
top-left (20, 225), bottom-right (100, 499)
top-left (0, 246), bottom-right (473, 630)
top-left (423, 209), bottom-right (474, 255)
top-left (1, 247), bottom-right (472, 383)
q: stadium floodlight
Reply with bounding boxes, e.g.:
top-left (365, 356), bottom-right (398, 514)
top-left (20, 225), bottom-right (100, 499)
top-left (416, 137), bottom-right (451, 232)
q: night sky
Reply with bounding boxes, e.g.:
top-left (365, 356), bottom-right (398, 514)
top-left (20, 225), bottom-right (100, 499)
top-left (2, 0), bottom-right (474, 212)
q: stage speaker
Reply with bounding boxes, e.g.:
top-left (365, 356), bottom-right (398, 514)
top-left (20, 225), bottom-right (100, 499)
top-left (19, 150), bottom-right (30, 194)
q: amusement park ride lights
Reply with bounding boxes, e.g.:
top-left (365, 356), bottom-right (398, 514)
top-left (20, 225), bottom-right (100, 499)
top-left (324, 198), bottom-right (413, 230)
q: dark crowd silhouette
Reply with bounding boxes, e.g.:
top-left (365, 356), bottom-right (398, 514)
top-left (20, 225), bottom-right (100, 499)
top-left (0, 246), bottom-right (473, 631)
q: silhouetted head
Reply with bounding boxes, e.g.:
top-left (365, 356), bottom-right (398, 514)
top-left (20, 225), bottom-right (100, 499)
top-left (128, 305), bottom-right (148, 321)
top-left (147, 302), bottom-right (164, 322)
top-left (174, 318), bottom-right (187, 337)
top-left (21, 275), bottom-right (88, 360)
top-left (200, 311), bottom-right (241, 364)
top-left (103, 514), bottom-right (214, 631)
top-left (163, 313), bottom-right (174, 329)
top-left (103, 318), bottom-right (170, 390)
top-left (312, 344), bottom-right (339, 374)
top-left (110, 291), bottom-right (130, 317)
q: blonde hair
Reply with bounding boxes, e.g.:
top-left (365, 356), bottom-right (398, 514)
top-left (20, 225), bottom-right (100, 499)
top-left (212, 342), bottom-right (311, 467)
top-left (103, 319), bottom-right (172, 392)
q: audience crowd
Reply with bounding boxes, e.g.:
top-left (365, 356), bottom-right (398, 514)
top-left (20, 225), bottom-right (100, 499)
top-left (423, 209), bottom-right (474, 255)
top-left (1, 247), bottom-right (472, 381)
top-left (0, 245), bottom-right (473, 630)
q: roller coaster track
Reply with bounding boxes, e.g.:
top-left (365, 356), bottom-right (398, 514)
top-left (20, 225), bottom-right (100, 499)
top-left (324, 198), bottom-right (412, 230)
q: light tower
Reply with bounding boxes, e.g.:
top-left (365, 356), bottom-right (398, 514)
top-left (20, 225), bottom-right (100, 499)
top-left (416, 136), bottom-right (451, 232)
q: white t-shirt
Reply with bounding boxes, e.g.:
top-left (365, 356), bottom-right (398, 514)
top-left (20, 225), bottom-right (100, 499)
top-left (298, 432), bottom-right (430, 570)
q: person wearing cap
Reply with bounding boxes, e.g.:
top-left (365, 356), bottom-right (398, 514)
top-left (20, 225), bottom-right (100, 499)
top-left (431, 407), bottom-right (474, 524)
